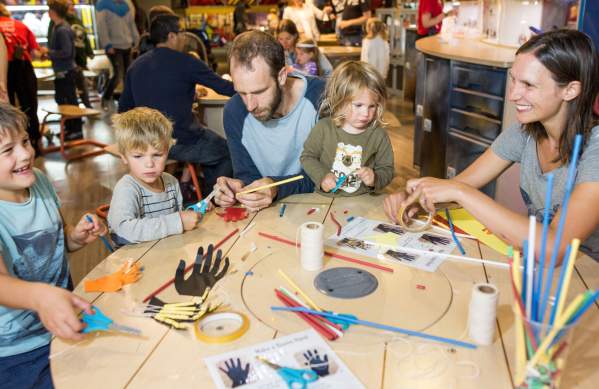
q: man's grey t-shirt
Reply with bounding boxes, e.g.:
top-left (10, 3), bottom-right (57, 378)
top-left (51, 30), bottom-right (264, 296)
top-left (491, 124), bottom-right (599, 260)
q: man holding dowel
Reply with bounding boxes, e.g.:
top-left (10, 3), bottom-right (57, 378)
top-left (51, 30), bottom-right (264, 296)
top-left (214, 31), bottom-right (326, 211)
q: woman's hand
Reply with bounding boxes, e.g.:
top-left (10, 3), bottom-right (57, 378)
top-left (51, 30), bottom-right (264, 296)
top-left (404, 177), bottom-right (466, 213)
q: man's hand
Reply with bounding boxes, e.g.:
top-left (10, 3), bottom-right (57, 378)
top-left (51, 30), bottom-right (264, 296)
top-left (356, 167), bottom-right (375, 187)
top-left (180, 210), bottom-right (199, 231)
top-left (34, 284), bottom-right (92, 341)
top-left (236, 178), bottom-right (276, 212)
top-left (320, 173), bottom-right (337, 192)
top-left (214, 177), bottom-right (244, 207)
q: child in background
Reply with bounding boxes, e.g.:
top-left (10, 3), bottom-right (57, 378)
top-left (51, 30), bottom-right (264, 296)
top-left (47, 0), bottom-right (82, 140)
top-left (293, 39), bottom-right (320, 76)
top-left (0, 103), bottom-right (104, 388)
top-left (277, 19), bottom-right (333, 77)
top-left (301, 61), bottom-right (395, 196)
top-left (361, 17), bottom-right (390, 79)
top-left (107, 107), bottom-right (199, 246)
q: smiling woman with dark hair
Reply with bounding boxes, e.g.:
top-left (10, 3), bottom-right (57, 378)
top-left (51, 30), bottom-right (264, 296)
top-left (384, 29), bottom-right (599, 264)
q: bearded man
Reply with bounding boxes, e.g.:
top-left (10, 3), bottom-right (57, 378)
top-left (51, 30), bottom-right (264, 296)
top-left (214, 31), bottom-right (325, 211)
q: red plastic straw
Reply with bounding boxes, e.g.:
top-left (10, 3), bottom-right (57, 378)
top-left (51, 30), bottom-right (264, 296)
top-left (275, 289), bottom-right (338, 341)
top-left (330, 212), bottom-right (342, 236)
top-left (142, 228), bottom-right (240, 303)
top-left (259, 231), bottom-right (394, 273)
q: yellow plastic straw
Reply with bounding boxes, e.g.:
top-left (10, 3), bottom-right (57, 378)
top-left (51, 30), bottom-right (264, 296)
top-left (236, 175), bottom-right (304, 196)
top-left (277, 269), bottom-right (322, 311)
top-left (516, 293), bottom-right (585, 385)
top-left (554, 239), bottom-right (580, 321)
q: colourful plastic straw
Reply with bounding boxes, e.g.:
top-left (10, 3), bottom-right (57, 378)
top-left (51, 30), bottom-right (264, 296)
top-left (539, 134), bottom-right (582, 323)
top-left (535, 173), bottom-right (554, 321)
top-left (271, 306), bottom-right (478, 349)
top-left (331, 175), bottom-right (348, 193)
top-left (526, 216), bottom-right (536, 319)
top-left (521, 240), bottom-right (529, 308)
top-left (547, 243), bottom-right (572, 325)
top-left (566, 289), bottom-right (599, 325)
top-left (550, 240), bottom-right (580, 325)
top-left (445, 208), bottom-right (465, 255)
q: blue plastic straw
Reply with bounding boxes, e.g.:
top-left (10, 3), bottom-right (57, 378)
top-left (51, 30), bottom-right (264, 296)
top-left (445, 208), bottom-right (465, 255)
top-left (279, 203), bottom-right (287, 217)
top-left (566, 290), bottom-right (599, 325)
top-left (85, 215), bottom-right (114, 253)
top-left (271, 306), bottom-right (477, 349)
top-left (548, 244), bottom-right (573, 325)
top-left (539, 134), bottom-right (582, 323)
top-left (331, 175), bottom-right (347, 193)
top-left (535, 173), bottom-right (555, 321)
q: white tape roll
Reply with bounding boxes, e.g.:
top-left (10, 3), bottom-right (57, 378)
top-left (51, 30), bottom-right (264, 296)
top-left (468, 283), bottom-right (499, 346)
top-left (299, 222), bottom-right (324, 271)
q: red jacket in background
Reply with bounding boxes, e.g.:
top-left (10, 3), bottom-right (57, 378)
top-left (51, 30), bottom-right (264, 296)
top-left (0, 16), bottom-right (39, 62)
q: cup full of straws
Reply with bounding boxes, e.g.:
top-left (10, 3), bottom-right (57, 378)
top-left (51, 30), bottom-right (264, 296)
top-left (510, 134), bottom-right (599, 388)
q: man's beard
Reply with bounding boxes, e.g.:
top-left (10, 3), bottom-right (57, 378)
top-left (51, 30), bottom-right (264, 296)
top-left (252, 83), bottom-right (283, 122)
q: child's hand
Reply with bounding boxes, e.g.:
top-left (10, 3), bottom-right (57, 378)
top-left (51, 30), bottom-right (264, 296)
top-left (180, 210), bottom-right (199, 231)
top-left (356, 167), bottom-right (375, 187)
top-left (34, 284), bottom-right (92, 341)
top-left (71, 214), bottom-right (107, 246)
top-left (320, 173), bottom-right (338, 192)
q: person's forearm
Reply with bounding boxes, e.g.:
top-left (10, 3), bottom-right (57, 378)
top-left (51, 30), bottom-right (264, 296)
top-left (421, 12), bottom-right (444, 29)
top-left (344, 15), bottom-right (369, 28)
top-left (456, 185), bottom-right (568, 262)
top-left (0, 274), bottom-right (45, 311)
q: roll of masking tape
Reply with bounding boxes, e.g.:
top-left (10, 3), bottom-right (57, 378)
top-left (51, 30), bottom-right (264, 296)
top-left (194, 312), bottom-right (249, 343)
top-left (397, 204), bottom-right (433, 232)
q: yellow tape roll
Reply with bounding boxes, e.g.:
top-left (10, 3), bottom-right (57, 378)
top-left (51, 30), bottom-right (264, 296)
top-left (194, 312), bottom-right (249, 343)
top-left (397, 204), bottom-right (433, 232)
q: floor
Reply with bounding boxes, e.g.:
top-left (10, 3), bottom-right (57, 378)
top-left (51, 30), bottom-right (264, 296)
top-left (33, 94), bottom-right (419, 285)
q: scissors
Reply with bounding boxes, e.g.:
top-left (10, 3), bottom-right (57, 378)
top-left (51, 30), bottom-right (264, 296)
top-left (187, 187), bottom-right (218, 215)
top-left (331, 175), bottom-right (348, 193)
top-left (82, 306), bottom-right (142, 336)
top-left (256, 356), bottom-right (318, 389)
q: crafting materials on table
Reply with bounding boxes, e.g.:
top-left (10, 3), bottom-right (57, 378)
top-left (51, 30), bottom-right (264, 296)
top-left (216, 207), bottom-right (249, 222)
top-left (204, 329), bottom-right (365, 389)
top-left (445, 208), bottom-right (465, 255)
top-left (142, 228), bottom-right (239, 303)
top-left (82, 306), bottom-right (142, 336)
top-left (85, 215), bottom-right (114, 253)
top-left (124, 297), bottom-right (213, 329)
top-left (259, 231), bottom-right (394, 273)
top-left (397, 202), bottom-right (433, 233)
top-left (443, 208), bottom-right (510, 256)
top-left (194, 312), bottom-right (249, 343)
top-left (256, 356), bottom-right (319, 388)
top-left (278, 269), bottom-right (322, 311)
top-left (239, 221), bottom-right (256, 238)
top-left (307, 207), bottom-right (317, 215)
top-left (275, 289), bottom-right (339, 341)
top-left (279, 203), bottom-right (287, 217)
top-left (84, 259), bottom-right (143, 292)
top-left (329, 212), bottom-right (342, 236)
top-left (187, 187), bottom-right (219, 214)
top-left (299, 222), bottom-right (324, 271)
top-left (331, 175), bottom-right (348, 193)
top-left (468, 283), bottom-right (499, 345)
top-left (235, 175), bottom-right (304, 196)
top-left (174, 245), bottom-right (230, 297)
top-left (271, 306), bottom-right (477, 349)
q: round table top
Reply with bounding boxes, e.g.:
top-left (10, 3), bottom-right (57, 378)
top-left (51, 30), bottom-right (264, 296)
top-left (50, 193), bottom-right (599, 388)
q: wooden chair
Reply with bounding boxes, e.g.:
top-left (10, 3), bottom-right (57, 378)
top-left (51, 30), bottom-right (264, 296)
top-left (40, 105), bottom-right (106, 160)
top-left (104, 144), bottom-right (203, 201)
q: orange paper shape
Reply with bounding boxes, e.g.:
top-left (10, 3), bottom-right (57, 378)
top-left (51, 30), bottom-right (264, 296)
top-left (84, 262), bottom-right (142, 293)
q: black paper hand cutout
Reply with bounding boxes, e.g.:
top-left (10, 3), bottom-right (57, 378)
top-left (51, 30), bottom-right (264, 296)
top-left (174, 244), bottom-right (230, 297)
top-left (419, 234), bottom-right (451, 246)
top-left (219, 358), bottom-right (250, 387)
top-left (303, 349), bottom-right (330, 377)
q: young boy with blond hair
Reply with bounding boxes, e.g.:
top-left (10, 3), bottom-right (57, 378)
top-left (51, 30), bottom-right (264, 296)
top-left (0, 103), bottom-right (105, 387)
top-left (107, 107), bottom-right (199, 246)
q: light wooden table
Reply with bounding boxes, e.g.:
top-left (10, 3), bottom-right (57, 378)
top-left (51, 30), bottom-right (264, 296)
top-left (50, 194), bottom-right (599, 388)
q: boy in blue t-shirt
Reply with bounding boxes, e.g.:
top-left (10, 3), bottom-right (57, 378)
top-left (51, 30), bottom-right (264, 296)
top-left (0, 103), bottom-right (106, 388)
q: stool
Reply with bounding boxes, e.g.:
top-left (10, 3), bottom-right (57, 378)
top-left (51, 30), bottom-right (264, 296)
top-left (103, 144), bottom-right (203, 201)
top-left (40, 105), bottom-right (106, 160)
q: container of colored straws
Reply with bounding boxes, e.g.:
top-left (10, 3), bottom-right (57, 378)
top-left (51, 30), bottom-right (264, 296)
top-left (510, 134), bottom-right (599, 388)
